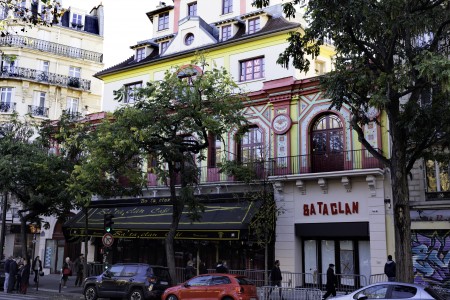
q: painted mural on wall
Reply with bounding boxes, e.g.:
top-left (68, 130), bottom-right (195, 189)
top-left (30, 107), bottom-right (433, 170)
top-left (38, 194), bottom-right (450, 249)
top-left (412, 230), bottom-right (450, 288)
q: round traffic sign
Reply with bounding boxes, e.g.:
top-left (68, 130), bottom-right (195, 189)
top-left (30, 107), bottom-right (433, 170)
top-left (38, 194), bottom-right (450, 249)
top-left (102, 233), bottom-right (114, 247)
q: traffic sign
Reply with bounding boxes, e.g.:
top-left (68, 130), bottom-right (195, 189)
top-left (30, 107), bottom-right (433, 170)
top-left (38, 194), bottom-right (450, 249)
top-left (102, 233), bottom-right (114, 247)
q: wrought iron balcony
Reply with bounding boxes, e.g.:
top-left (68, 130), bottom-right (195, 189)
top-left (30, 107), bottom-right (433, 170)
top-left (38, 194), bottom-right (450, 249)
top-left (28, 105), bottom-right (49, 118)
top-left (145, 149), bottom-right (384, 187)
top-left (0, 67), bottom-right (91, 91)
top-left (0, 35), bottom-right (103, 63)
top-left (0, 102), bottom-right (16, 113)
top-left (62, 110), bottom-right (83, 120)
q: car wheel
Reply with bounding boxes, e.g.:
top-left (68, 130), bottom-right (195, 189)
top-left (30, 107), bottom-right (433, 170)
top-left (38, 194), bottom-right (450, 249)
top-left (129, 288), bottom-right (144, 300)
top-left (167, 295), bottom-right (178, 300)
top-left (84, 285), bottom-right (98, 300)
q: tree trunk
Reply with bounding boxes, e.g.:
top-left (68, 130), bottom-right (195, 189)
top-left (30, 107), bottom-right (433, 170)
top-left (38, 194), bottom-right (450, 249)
top-left (165, 164), bottom-right (184, 284)
top-left (390, 126), bottom-right (414, 282)
top-left (84, 206), bottom-right (89, 276)
top-left (19, 214), bottom-right (29, 259)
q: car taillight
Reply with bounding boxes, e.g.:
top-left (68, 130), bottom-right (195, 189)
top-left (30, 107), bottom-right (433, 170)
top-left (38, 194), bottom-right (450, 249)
top-left (235, 286), bottom-right (244, 294)
top-left (148, 277), bottom-right (157, 283)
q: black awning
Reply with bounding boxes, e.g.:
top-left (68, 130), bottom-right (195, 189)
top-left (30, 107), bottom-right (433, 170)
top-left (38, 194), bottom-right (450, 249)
top-left (295, 222), bottom-right (369, 238)
top-left (63, 195), bottom-right (261, 241)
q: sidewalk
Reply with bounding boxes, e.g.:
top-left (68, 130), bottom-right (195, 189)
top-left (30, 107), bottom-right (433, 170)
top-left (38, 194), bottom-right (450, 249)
top-left (18, 274), bottom-right (84, 299)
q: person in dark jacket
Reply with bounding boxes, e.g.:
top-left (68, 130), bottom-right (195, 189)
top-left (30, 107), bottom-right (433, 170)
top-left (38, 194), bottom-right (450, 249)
top-left (19, 260), bottom-right (30, 294)
top-left (7, 258), bottom-right (18, 293)
top-left (199, 261), bottom-right (208, 275)
top-left (185, 260), bottom-right (196, 280)
top-left (268, 260), bottom-right (283, 299)
top-left (32, 256), bottom-right (43, 285)
top-left (4, 256), bottom-right (12, 292)
top-left (215, 260), bottom-right (228, 273)
top-left (384, 255), bottom-right (396, 281)
top-left (322, 264), bottom-right (337, 300)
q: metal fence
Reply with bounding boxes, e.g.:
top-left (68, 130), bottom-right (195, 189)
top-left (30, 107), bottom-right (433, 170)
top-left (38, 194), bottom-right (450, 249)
top-left (259, 286), bottom-right (323, 300)
top-left (370, 273), bottom-right (388, 284)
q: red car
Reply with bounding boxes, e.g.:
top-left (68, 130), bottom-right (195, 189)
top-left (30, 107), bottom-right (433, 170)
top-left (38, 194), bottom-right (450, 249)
top-left (162, 273), bottom-right (259, 300)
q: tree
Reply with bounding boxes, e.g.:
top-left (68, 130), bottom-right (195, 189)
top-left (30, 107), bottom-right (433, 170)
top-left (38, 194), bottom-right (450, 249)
top-left (72, 57), bottom-right (247, 280)
top-left (0, 0), bottom-right (64, 35)
top-left (253, 0), bottom-right (450, 282)
top-left (0, 115), bottom-right (74, 259)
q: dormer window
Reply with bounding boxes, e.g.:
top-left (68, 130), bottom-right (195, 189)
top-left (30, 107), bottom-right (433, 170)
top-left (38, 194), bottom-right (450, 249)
top-left (160, 41), bottom-right (169, 54)
top-left (158, 12), bottom-right (169, 31)
top-left (188, 2), bottom-right (197, 16)
top-left (221, 25), bottom-right (232, 41)
top-left (136, 48), bottom-right (146, 62)
top-left (71, 13), bottom-right (83, 29)
top-left (248, 17), bottom-right (260, 34)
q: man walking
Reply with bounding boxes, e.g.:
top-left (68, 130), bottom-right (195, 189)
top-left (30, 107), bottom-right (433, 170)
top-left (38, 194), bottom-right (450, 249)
top-left (268, 260), bottom-right (283, 299)
top-left (74, 254), bottom-right (85, 287)
top-left (322, 264), bottom-right (337, 300)
top-left (384, 255), bottom-right (396, 281)
top-left (4, 256), bottom-right (12, 292)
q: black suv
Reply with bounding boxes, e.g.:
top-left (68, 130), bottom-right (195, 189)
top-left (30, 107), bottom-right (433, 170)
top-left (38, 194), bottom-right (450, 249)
top-left (83, 263), bottom-right (172, 300)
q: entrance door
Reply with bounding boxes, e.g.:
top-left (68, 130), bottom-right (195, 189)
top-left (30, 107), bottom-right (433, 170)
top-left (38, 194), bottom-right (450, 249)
top-left (311, 114), bottom-right (344, 172)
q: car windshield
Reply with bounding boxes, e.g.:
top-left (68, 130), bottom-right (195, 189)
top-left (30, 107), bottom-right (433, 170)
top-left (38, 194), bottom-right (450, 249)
top-left (236, 277), bottom-right (255, 285)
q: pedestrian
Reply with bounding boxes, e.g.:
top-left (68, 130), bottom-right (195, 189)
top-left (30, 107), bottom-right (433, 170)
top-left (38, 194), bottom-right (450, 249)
top-left (4, 256), bottom-right (12, 292)
top-left (32, 256), bottom-right (43, 285)
top-left (268, 260), bottom-right (283, 299)
top-left (74, 253), bottom-right (85, 287)
top-left (216, 260), bottom-right (228, 273)
top-left (185, 260), bottom-right (196, 280)
top-left (7, 257), bottom-right (18, 293)
top-left (62, 257), bottom-right (72, 288)
top-left (19, 259), bottom-right (30, 294)
top-left (199, 260), bottom-right (208, 274)
top-left (384, 255), bottom-right (396, 281)
top-left (322, 263), bottom-right (337, 300)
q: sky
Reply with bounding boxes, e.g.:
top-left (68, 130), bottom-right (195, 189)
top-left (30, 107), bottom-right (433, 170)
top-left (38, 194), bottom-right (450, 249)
top-left (62, 0), bottom-right (157, 68)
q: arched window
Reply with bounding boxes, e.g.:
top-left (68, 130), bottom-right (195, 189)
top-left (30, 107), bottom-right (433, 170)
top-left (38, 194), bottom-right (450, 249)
top-left (311, 114), bottom-right (344, 172)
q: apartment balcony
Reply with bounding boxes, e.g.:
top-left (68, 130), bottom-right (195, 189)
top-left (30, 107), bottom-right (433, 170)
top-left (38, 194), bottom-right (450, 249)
top-left (145, 149), bottom-right (384, 187)
top-left (0, 35), bottom-right (103, 63)
top-left (28, 105), bottom-right (49, 118)
top-left (62, 110), bottom-right (83, 120)
top-left (0, 67), bottom-right (91, 91)
top-left (0, 102), bottom-right (16, 113)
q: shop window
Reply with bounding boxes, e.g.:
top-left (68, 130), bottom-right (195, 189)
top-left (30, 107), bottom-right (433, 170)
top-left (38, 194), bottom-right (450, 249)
top-left (426, 159), bottom-right (450, 192)
top-left (240, 57), bottom-right (264, 82)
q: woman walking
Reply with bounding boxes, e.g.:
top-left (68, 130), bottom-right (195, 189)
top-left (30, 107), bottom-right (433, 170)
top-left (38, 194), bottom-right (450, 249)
top-left (32, 256), bottom-right (43, 285)
top-left (62, 257), bottom-right (72, 288)
top-left (19, 260), bottom-right (30, 294)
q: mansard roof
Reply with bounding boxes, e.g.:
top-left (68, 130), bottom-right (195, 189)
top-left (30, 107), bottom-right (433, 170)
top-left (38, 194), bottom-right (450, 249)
top-left (95, 16), bottom-right (299, 78)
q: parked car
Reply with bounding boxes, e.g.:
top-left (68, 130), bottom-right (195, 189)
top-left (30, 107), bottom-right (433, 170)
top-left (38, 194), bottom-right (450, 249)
top-left (162, 273), bottom-right (258, 300)
top-left (333, 282), bottom-right (446, 300)
top-left (83, 263), bottom-right (172, 300)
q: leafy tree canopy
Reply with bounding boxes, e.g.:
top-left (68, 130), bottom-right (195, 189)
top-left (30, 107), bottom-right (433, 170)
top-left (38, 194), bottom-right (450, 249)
top-left (253, 0), bottom-right (450, 282)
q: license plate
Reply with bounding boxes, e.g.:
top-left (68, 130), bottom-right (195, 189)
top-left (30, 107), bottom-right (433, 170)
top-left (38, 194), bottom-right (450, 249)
top-left (160, 281), bottom-right (168, 285)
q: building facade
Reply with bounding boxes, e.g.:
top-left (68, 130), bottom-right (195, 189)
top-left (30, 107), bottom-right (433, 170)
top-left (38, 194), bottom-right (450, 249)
top-left (70, 0), bottom-right (394, 283)
top-left (0, 1), bottom-right (104, 274)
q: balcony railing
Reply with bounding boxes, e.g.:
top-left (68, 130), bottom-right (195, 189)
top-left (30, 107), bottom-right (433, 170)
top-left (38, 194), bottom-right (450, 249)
top-left (146, 149), bottom-right (384, 186)
top-left (0, 67), bottom-right (91, 91)
top-left (0, 35), bottom-right (103, 63)
top-left (0, 102), bottom-right (16, 113)
top-left (28, 105), bottom-right (49, 118)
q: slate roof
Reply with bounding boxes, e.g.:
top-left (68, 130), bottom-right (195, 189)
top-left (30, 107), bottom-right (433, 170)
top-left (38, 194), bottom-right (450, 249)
top-left (95, 16), bottom-right (300, 78)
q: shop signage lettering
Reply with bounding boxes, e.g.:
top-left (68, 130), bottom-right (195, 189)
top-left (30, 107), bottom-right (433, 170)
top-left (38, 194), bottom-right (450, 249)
top-left (303, 201), bottom-right (359, 216)
top-left (75, 229), bottom-right (240, 240)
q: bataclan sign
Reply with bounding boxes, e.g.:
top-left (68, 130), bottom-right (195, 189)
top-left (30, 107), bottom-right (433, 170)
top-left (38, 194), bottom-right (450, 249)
top-left (303, 201), bottom-right (359, 216)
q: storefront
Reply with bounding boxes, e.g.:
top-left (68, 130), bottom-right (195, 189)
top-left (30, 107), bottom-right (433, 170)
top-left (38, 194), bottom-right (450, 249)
top-left (63, 193), bottom-right (271, 270)
top-left (272, 173), bottom-right (392, 283)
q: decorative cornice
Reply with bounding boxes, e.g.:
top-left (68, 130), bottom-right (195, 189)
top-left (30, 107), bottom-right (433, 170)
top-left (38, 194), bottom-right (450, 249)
top-left (318, 178), bottom-right (328, 194)
top-left (341, 176), bottom-right (352, 192)
top-left (296, 180), bottom-right (306, 195)
top-left (366, 175), bottom-right (376, 197)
